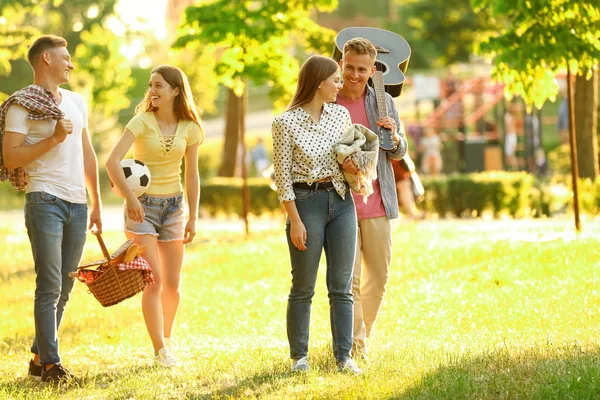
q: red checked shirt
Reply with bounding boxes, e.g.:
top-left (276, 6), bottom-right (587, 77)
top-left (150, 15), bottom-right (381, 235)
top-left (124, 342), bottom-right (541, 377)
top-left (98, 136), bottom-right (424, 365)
top-left (0, 85), bottom-right (64, 190)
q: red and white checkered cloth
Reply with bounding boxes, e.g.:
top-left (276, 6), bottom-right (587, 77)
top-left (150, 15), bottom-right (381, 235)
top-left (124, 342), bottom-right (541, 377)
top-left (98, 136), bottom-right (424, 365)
top-left (0, 85), bottom-right (64, 190)
top-left (117, 256), bottom-right (155, 286)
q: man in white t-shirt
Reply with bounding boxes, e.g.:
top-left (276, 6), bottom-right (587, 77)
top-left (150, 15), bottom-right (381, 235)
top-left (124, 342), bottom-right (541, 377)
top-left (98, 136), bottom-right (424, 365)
top-left (1, 35), bottom-right (102, 383)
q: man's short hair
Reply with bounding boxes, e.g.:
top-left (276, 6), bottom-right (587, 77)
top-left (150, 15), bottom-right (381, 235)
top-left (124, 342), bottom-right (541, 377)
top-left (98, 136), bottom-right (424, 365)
top-left (343, 37), bottom-right (377, 60)
top-left (27, 35), bottom-right (68, 67)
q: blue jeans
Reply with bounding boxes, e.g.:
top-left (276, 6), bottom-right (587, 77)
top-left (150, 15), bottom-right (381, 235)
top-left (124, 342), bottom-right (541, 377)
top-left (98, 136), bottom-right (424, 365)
top-left (286, 186), bottom-right (357, 363)
top-left (25, 191), bottom-right (87, 365)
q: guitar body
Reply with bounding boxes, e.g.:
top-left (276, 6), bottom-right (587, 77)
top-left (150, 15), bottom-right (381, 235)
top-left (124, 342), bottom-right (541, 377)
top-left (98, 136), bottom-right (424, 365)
top-left (332, 27), bottom-right (411, 98)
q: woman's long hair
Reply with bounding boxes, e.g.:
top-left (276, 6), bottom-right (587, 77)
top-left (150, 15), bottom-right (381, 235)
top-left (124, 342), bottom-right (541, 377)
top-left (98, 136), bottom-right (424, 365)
top-left (135, 65), bottom-right (201, 125)
top-left (287, 55), bottom-right (339, 111)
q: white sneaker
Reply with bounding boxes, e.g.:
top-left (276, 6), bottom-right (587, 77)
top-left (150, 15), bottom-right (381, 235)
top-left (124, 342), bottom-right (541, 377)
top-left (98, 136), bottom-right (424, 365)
top-left (164, 337), bottom-right (173, 349)
top-left (291, 356), bottom-right (309, 372)
top-left (337, 358), bottom-right (362, 374)
top-left (154, 347), bottom-right (177, 368)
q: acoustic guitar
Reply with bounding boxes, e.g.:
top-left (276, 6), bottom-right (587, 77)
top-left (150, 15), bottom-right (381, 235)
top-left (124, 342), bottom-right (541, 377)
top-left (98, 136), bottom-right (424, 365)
top-left (333, 27), bottom-right (411, 150)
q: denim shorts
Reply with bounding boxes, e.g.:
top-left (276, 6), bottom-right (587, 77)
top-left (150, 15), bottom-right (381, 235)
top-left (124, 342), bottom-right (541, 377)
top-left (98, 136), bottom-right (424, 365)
top-left (124, 193), bottom-right (185, 242)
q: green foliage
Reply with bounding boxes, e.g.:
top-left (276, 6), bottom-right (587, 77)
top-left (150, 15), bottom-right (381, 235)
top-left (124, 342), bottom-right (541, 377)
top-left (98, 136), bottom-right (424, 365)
top-left (547, 143), bottom-right (571, 178)
top-left (194, 172), bottom-right (600, 219)
top-left (388, 0), bottom-right (495, 69)
top-left (72, 26), bottom-right (133, 116)
top-left (0, 4), bottom-right (38, 76)
top-left (422, 172), bottom-right (534, 218)
top-left (0, 0), bottom-right (133, 116)
top-left (474, 0), bottom-right (600, 108)
top-left (175, 0), bottom-right (337, 109)
top-left (0, 181), bottom-right (25, 209)
top-left (201, 177), bottom-right (280, 216)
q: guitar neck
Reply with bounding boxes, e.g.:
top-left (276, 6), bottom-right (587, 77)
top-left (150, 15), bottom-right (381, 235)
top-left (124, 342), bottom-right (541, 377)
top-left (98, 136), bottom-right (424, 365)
top-left (372, 71), bottom-right (388, 119)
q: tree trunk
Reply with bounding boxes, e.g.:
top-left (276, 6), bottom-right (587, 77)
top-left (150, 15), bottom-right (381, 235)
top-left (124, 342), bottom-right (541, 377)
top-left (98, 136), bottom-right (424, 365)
top-left (217, 88), bottom-right (241, 177)
top-left (574, 69), bottom-right (599, 179)
top-left (240, 86), bottom-right (250, 236)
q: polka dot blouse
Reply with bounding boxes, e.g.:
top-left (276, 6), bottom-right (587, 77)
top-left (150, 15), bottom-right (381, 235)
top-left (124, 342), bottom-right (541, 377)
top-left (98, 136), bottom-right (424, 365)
top-left (271, 102), bottom-right (352, 202)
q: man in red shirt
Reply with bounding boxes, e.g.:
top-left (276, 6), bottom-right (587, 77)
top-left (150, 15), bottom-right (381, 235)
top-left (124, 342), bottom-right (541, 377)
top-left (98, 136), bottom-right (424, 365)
top-left (337, 37), bottom-right (407, 358)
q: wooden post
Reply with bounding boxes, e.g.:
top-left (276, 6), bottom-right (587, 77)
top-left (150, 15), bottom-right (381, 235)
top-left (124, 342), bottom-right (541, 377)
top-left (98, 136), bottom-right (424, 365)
top-left (240, 85), bottom-right (250, 236)
top-left (567, 65), bottom-right (581, 232)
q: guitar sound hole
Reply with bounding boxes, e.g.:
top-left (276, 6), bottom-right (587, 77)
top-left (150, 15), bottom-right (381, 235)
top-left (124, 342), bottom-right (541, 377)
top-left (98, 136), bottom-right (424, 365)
top-left (375, 61), bottom-right (388, 74)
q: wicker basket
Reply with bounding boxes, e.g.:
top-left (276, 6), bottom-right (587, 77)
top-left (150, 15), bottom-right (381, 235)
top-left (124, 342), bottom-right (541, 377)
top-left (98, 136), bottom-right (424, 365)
top-left (77, 232), bottom-right (147, 307)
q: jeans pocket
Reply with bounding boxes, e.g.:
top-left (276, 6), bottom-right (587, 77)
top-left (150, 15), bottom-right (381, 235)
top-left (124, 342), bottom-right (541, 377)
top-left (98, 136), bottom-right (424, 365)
top-left (27, 191), bottom-right (58, 204)
top-left (294, 188), bottom-right (313, 201)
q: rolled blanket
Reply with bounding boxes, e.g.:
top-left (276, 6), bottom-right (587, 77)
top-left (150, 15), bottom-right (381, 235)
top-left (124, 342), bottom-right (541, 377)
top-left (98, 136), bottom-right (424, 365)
top-left (333, 123), bottom-right (379, 202)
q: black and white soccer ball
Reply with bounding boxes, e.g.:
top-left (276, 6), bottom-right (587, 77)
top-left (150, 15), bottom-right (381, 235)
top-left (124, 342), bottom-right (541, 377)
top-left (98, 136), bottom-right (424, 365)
top-left (110, 159), bottom-right (151, 198)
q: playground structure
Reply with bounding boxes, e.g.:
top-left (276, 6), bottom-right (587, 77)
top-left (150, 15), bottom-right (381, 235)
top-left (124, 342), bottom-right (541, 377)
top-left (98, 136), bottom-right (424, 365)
top-left (412, 75), bottom-right (546, 175)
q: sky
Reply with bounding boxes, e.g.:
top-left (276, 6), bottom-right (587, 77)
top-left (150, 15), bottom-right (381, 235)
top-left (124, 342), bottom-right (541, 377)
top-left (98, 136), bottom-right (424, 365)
top-left (105, 0), bottom-right (170, 67)
top-left (114, 0), bottom-right (169, 40)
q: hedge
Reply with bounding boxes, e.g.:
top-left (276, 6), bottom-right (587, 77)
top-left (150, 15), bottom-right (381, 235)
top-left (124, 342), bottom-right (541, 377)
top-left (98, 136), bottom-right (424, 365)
top-left (420, 172), bottom-right (534, 218)
top-left (2, 173), bottom-right (598, 219)
top-left (199, 173), bottom-right (599, 218)
top-left (200, 177), bottom-right (280, 217)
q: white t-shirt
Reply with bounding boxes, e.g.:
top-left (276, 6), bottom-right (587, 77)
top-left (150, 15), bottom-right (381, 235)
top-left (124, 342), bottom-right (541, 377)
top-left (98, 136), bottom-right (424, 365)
top-left (5, 88), bottom-right (88, 203)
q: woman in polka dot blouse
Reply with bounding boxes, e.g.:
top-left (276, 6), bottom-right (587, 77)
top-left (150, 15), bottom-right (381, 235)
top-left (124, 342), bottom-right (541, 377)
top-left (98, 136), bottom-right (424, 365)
top-left (272, 55), bottom-right (362, 375)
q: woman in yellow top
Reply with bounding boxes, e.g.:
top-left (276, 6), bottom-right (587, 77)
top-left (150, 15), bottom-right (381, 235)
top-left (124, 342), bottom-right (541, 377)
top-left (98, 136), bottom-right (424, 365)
top-left (106, 65), bottom-right (203, 367)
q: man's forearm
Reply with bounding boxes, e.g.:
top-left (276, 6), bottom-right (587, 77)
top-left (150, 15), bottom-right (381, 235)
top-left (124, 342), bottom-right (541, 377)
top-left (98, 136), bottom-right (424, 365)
top-left (3, 136), bottom-right (58, 170)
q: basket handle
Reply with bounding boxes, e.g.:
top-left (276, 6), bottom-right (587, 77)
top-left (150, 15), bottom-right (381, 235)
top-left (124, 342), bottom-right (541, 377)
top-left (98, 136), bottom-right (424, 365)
top-left (92, 230), bottom-right (112, 261)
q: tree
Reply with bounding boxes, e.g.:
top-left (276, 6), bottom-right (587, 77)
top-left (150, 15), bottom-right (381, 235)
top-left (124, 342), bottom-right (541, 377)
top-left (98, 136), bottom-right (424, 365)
top-left (176, 0), bottom-right (337, 173)
top-left (387, 0), bottom-right (494, 69)
top-left (175, 0), bottom-right (337, 233)
top-left (0, 0), bottom-right (134, 116)
top-left (574, 69), bottom-right (598, 179)
top-left (474, 0), bottom-right (599, 107)
top-left (474, 0), bottom-right (600, 230)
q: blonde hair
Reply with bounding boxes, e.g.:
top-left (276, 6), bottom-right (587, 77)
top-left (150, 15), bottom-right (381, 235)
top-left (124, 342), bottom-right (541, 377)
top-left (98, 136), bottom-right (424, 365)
top-left (28, 35), bottom-right (68, 67)
top-left (135, 65), bottom-right (201, 126)
top-left (343, 37), bottom-right (377, 61)
top-left (287, 55), bottom-right (339, 111)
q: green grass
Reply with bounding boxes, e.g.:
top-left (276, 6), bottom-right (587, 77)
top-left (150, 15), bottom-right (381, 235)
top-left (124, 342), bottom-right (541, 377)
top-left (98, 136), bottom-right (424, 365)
top-left (1, 214), bottom-right (600, 399)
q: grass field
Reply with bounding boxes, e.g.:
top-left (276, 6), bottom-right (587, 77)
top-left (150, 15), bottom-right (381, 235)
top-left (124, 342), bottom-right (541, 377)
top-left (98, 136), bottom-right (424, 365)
top-left (1, 212), bottom-right (599, 399)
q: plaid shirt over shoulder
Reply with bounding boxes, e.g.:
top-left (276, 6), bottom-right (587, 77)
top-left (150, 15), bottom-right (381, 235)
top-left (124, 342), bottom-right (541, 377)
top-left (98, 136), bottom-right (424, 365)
top-left (0, 84), bottom-right (64, 190)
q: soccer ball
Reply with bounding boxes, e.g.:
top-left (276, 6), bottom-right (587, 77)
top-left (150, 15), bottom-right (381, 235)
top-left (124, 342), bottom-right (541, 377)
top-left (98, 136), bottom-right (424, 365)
top-left (110, 159), bottom-right (151, 198)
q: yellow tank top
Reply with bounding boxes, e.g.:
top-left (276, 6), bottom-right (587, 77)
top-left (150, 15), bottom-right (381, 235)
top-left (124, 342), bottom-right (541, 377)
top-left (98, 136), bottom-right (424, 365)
top-left (125, 112), bottom-right (204, 195)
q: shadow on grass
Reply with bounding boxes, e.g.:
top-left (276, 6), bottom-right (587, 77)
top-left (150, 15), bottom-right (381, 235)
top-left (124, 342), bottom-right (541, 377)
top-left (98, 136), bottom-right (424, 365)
top-left (188, 344), bottom-right (343, 399)
top-left (391, 345), bottom-right (600, 399)
top-left (3, 365), bottom-right (155, 395)
top-left (190, 369), bottom-right (295, 399)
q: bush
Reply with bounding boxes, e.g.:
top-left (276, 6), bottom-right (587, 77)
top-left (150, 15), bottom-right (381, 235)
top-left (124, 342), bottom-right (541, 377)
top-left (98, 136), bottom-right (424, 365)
top-left (200, 177), bottom-right (279, 217)
top-left (421, 172), bottom-right (534, 218)
top-left (0, 181), bottom-right (25, 209)
top-left (2, 171), bottom-right (596, 220)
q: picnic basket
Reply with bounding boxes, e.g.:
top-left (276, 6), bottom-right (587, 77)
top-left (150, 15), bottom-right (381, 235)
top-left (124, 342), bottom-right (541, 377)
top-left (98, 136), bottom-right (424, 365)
top-left (73, 231), bottom-right (151, 307)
